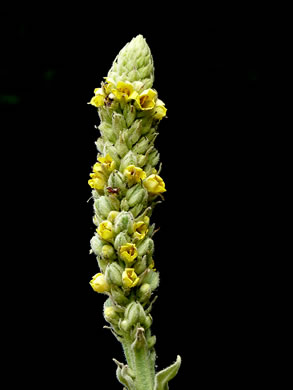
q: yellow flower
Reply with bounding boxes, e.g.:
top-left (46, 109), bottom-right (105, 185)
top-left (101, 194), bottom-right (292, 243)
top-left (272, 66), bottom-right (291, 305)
top-left (90, 273), bottom-right (109, 293)
top-left (153, 99), bottom-right (167, 120)
top-left (124, 165), bottom-right (146, 185)
top-left (88, 171), bottom-right (106, 190)
top-left (122, 268), bottom-right (140, 289)
top-left (133, 216), bottom-right (150, 240)
top-left (143, 174), bottom-right (166, 194)
top-left (102, 77), bottom-right (115, 94)
top-left (88, 87), bottom-right (105, 108)
top-left (98, 154), bottom-right (116, 172)
top-left (136, 89), bottom-right (157, 110)
top-left (120, 243), bottom-right (138, 265)
top-left (97, 221), bottom-right (114, 241)
top-left (112, 81), bottom-right (138, 102)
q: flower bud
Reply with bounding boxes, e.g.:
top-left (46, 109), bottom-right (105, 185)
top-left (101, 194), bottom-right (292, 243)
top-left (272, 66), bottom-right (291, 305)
top-left (110, 285), bottom-right (129, 305)
top-left (123, 103), bottom-right (136, 127)
top-left (129, 203), bottom-right (145, 218)
top-left (147, 335), bottom-right (156, 349)
top-left (114, 231), bottom-right (131, 251)
top-left (132, 136), bottom-right (151, 154)
top-left (101, 244), bottom-right (116, 261)
top-left (105, 262), bottom-right (123, 286)
top-left (97, 220), bottom-right (114, 242)
top-left (104, 306), bottom-right (120, 325)
top-left (98, 121), bottom-right (117, 143)
top-left (94, 196), bottom-right (112, 219)
top-left (107, 210), bottom-right (119, 223)
top-left (137, 237), bottom-right (154, 257)
top-left (90, 234), bottom-right (105, 256)
top-left (125, 120), bottom-right (142, 149)
top-left (126, 184), bottom-right (148, 207)
top-left (123, 302), bottom-right (140, 330)
top-left (143, 314), bottom-right (153, 330)
top-left (114, 211), bottom-right (134, 235)
top-left (108, 170), bottom-right (126, 194)
top-left (115, 134), bottom-right (129, 158)
top-left (147, 150), bottom-right (160, 167)
top-left (120, 198), bottom-right (130, 211)
top-left (106, 193), bottom-right (120, 211)
top-left (137, 283), bottom-right (152, 303)
top-left (90, 273), bottom-right (110, 293)
top-left (112, 112), bottom-right (126, 139)
top-left (104, 145), bottom-right (121, 167)
top-left (134, 255), bottom-right (147, 274)
top-left (119, 151), bottom-right (137, 173)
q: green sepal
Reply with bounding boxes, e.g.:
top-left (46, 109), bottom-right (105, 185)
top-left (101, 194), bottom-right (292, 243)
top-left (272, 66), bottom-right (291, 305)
top-left (154, 355), bottom-right (181, 390)
top-left (113, 359), bottom-right (136, 390)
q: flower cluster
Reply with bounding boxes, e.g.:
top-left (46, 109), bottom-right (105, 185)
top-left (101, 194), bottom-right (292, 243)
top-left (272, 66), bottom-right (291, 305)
top-left (89, 78), bottom-right (167, 121)
top-left (87, 35), bottom-right (181, 389)
top-left (88, 38), bottom-right (168, 350)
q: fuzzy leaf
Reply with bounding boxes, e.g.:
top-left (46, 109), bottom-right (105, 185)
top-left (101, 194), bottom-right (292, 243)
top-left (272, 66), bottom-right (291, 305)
top-left (154, 355), bottom-right (181, 390)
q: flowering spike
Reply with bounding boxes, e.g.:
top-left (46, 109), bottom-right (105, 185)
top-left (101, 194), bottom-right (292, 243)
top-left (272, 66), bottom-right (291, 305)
top-left (88, 35), bottom-right (180, 389)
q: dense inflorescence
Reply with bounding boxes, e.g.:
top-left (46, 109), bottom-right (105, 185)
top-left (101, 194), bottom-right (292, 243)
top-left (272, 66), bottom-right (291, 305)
top-left (88, 35), bottom-right (180, 390)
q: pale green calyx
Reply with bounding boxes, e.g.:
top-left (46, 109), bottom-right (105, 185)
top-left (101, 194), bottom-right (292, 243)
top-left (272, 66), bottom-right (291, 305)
top-left (88, 34), bottom-right (179, 390)
top-left (107, 34), bottom-right (154, 90)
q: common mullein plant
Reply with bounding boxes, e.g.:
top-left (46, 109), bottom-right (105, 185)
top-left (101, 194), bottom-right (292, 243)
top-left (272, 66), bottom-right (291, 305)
top-left (88, 35), bottom-right (181, 390)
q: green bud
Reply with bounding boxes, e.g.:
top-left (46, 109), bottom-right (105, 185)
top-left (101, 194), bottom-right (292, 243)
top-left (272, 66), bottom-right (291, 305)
top-left (147, 335), bottom-right (156, 349)
top-left (107, 35), bottom-right (154, 89)
top-left (104, 305), bottom-right (120, 325)
top-left (126, 184), bottom-right (148, 207)
top-left (119, 151), bottom-right (137, 173)
top-left (143, 269), bottom-right (160, 292)
top-left (101, 244), bottom-right (116, 261)
top-left (97, 256), bottom-right (108, 273)
top-left (140, 115), bottom-right (154, 135)
top-left (137, 237), bottom-right (154, 257)
top-left (114, 211), bottom-right (134, 235)
top-left (108, 170), bottom-right (127, 194)
top-left (98, 121), bottom-right (117, 143)
top-left (125, 302), bottom-right (140, 328)
top-left (123, 103), bottom-right (136, 127)
top-left (132, 136), bottom-right (151, 155)
top-left (137, 283), bottom-right (152, 303)
top-left (147, 149), bottom-right (160, 167)
top-left (115, 133), bottom-right (129, 158)
top-left (105, 262), bottom-right (123, 286)
top-left (90, 234), bottom-right (105, 256)
top-left (94, 196), bottom-right (112, 219)
top-left (143, 314), bottom-right (153, 330)
top-left (124, 120), bottom-right (142, 149)
top-left (99, 106), bottom-right (112, 125)
top-left (112, 112), bottom-right (126, 139)
top-left (93, 213), bottom-right (103, 226)
top-left (95, 137), bottom-right (105, 154)
top-left (120, 198), bottom-right (130, 211)
top-left (114, 232), bottom-right (131, 251)
top-left (111, 285), bottom-right (129, 305)
top-left (106, 193), bottom-right (120, 211)
top-left (104, 144), bottom-right (121, 167)
top-left (134, 255), bottom-right (147, 275)
top-left (129, 203), bottom-right (145, 218)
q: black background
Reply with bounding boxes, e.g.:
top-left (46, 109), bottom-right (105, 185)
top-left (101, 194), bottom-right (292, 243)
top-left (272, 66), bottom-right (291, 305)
top-left (1, 11), bottom-right (261, 389)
